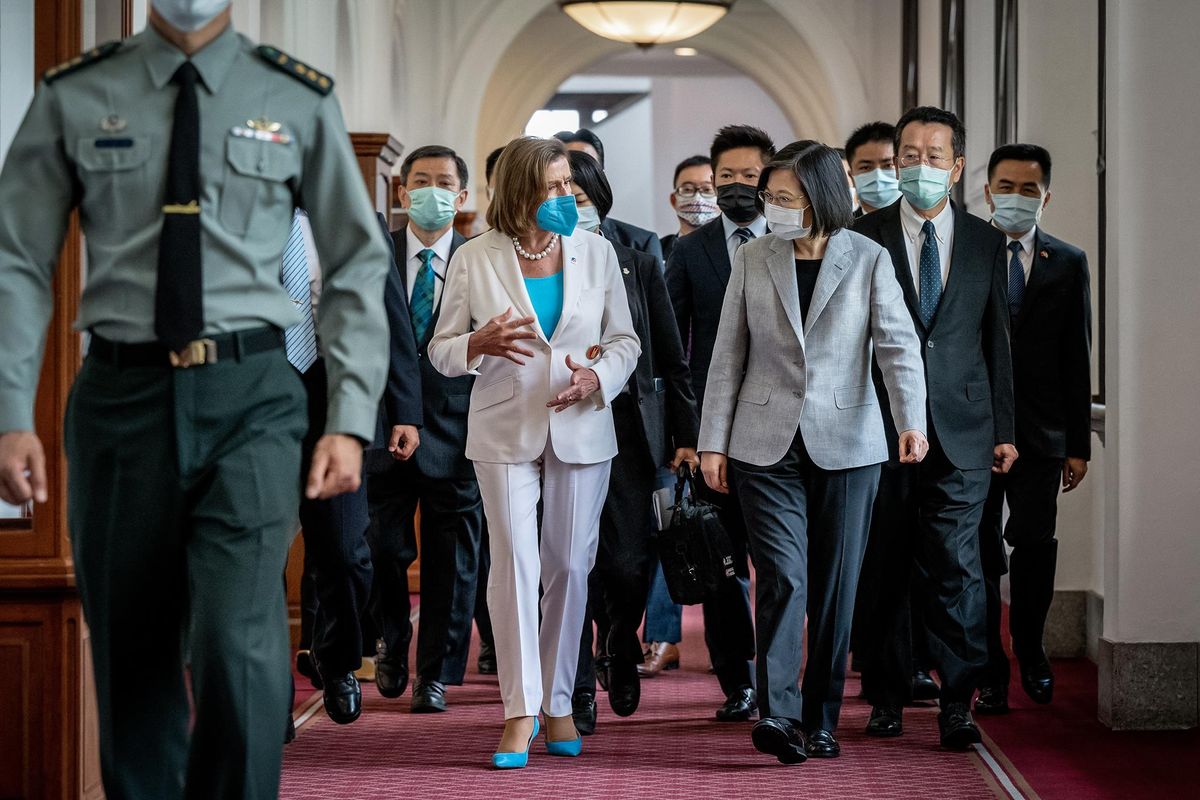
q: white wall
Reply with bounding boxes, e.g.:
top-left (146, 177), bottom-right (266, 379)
top-left (592, 95), bottom-right (656, 234)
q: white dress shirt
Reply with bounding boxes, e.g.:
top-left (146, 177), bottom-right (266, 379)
top-left (296, 208), bottom-right (323, 313)
top-left (1002, 224), bottom-right (1037, 285)
top-left (721, 213), bottom-right (768, 266)
top-left (899, 197), bottom-right (954, 298)
top-left (406, 225), bottom-right (455, 308)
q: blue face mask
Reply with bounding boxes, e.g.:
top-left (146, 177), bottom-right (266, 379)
top-left (536, 194), bottom-right (578, 236)
top-left (990, 192), bottom-right (1044, 234)
top-left (575, 203), bottom-right (602, 233)
top-left (406, 186), bottom-right (459, 231)
top-left (853, 168), bottom-right (902, 209)
top-left (899, 164), bottom-right (953, 211)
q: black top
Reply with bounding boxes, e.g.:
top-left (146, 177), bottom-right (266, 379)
top-left (796, 258), bottom-right (822, 324)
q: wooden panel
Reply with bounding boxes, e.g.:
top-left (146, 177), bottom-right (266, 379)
top-left (350, 133), bottom-right (403, 217)
top-left (0, 625), bottom-right (41, 797)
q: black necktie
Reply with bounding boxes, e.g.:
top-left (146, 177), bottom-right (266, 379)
top-left (156, 61), bottom-right (203, 351)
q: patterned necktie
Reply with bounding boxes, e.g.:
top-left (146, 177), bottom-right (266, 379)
top-left (281, 214), bottom-right (318, 373)
top-left (1007, 239), bottom-right (1025, 318)
top-left (734, 227), bottom-right (755, 251)
top-left (918, 219), bottom-right (942, 327)
top-left (410, 248), bottom-right (436, 344)
top-left (155, 61), bottom-right (203, 351)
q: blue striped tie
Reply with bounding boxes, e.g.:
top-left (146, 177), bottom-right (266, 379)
top-left (918, 219), bottom-right (942, 327)
top-left (281, 214), bottom-right (318, 373)
top-left (1007, 240), bottom-right (1025, 319)
top-left (410, 248), bottom-right (436, 344)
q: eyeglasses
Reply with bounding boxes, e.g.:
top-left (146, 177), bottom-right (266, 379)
top-left (675, 185), bottom-right (716, 201)
top-left (897, 153), bottom-right (955, 169)
top-left (758, 190), bottom-right (808, 209)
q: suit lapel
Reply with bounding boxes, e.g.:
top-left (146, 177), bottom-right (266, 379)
top-left (701, 219), bottom-right (732, 287)
top-left (803, 231), bottom-right (851, 337)
top-left (878, 204), bottom-right (924, 331)
top-left (766, 236), bottom-right (804, 348)
top-left (392, 228), bottom-right (409, 292)
top-left (934, 201), bottom-right (976, 329)
top-left (549, 235), bottom-right (582, 344)
top-left (1016, 229), bottom-right (1053, 333)
top-left (485, 230), bottom-right (549, 343)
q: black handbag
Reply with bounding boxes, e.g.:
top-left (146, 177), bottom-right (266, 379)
top-left (655, 467), bottom-right (737, 605)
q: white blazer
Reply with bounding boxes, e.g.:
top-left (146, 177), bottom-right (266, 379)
top-left (428, 228), bottom-right (641, 465)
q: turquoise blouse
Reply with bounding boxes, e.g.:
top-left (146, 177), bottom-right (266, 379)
top-left (523, 271), bottom-right (564, 339)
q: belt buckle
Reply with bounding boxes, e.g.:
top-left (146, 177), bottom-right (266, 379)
top-left (168, 338), bottom-right (218, 368)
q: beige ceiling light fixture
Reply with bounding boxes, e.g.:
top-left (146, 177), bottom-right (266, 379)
top-left (558, 1), bottom-right (733, 48)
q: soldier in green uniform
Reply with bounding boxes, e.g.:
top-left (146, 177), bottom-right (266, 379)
top-left (0, 3), bottom-right (391, 798)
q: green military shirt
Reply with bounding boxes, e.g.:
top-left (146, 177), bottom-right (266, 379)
top-left (0, 23), bottom-right (389, 442)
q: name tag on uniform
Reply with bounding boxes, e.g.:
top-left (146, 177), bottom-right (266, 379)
top-left (230, 125), bottom-right (292, 145)
top-left (95, 137), bottom-right (134, 148)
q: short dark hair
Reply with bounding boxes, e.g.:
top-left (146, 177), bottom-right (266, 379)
top-left (485, 146), bottom-right (506, 184)
top-left (774, 139), bottom-right (818, 163)
top-left (710, 124), bottom-right (775, 172)
top-left (672, 154), bottom-right (711, 187)
top-left (554, 128), bottom-right (605, 166)
top-left (987, 143), bottom-right (1053, 188)
top-left (844, 121), bottom-right (896, 164)
top-left (757, 143), bottom-right (854, 238)
top-left (894, 106), bottom-right (966, 160)
top-left (400, 144), bottom-right (468, 189)
top-left (567, 150), bottom-right (613, 221)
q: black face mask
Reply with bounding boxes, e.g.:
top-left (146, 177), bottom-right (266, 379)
top-left (716, 182), bottom-right (760, 224)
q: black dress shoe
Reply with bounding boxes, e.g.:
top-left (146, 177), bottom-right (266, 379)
top-left (572, 690), bottom-right (597, 736)
top-left (595, 652), bottom-right (612, 693)
top-left (411, 679), bottom-right (448, 713)
top-left (322, 673), bottom-right (362, 725)
top-left (751, 717), bottom-right (807, 765)
top-left (477, 641), bottom-right (497, 675)
top-left (296, 650), bottom-right (323, 690)
top-left (938, 702), bottom-right (982, 750)
top-left (716, 687), bottom-right (758, 722)
top-left (865, 706), bottom-right (903, 737)
top-left (375, 656), bottom-right (409, 699)
top-left (1020, 659), bottom-right (1055, 705)
top-left (912, 669), bottom-right (941, 702)
top-left (804, 729), bottom-right (840, 758)
top-left (607, 657), bottom-right (640, 717)
top-left (974, 685), bottom-right (1011, 715)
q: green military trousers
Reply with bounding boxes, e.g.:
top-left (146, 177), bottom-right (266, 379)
top-left (65, 337), bottom-right (307, 800)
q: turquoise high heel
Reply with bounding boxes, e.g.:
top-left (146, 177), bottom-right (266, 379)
top-left (492, 717), bottom-right (539, 770)
top-left (544, 719), bottom-right (583, 757)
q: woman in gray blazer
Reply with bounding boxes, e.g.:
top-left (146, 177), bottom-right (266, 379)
top-left (697, 143), bottom-right (928, 764)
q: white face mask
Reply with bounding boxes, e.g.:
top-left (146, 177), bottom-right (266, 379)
top-left (153, 0), bottom-right (230, 32)
top-left (576, 203), bottom-right (602, 233)
top-left (765, 202), bottom-right (811, 241)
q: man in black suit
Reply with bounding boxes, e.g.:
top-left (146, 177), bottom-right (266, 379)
top-left (665, 124), bottom-right (776, 722)
top-left (660, 155), bottom-right (717, 264)
top-left (554, 128), bottom-right (665, 266)
top-left (852, 106), bottom-right (1017, 749)
top-left (973, 144), bottom-right (1092, 715)
top-left (366, 145), bottom-right (484, 713)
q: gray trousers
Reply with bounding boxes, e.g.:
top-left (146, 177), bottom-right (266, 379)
top-left (733, 431), bottom-right (880, 732)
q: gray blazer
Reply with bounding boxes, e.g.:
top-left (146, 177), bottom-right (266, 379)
top-left (698, 229), bottom-right (927, 470)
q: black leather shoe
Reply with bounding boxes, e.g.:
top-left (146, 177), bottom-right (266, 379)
top-left (865, 706), bottom-right (903, 737)
top-left (938, 702), bottom-right (982, 750)
top-left (912, 669), bottom-right (941, 703)
top-left (607, 657), bottom-right (640, 717)
top-left (716, 687), bottom-right (758, 722)
top-left (322, 673), bottom-right (362, 725)
top-left (595, 652), bottom-right (612, 693)
top-left (376, 656), bottom-right (409, 699)
top-left (296, 650), bottom-right (323, 690)
top-left (477, 641), bottom-right (497, 675)
top-left (974, 685), bottom-right (1011, 715)
top-left (804, 729), bottom-right (840, 758)
top-left (1020, 659), bottom-right (1055, 705)
top-left (751, 717), bottom-right (807, 764)
top-left (411, 679), bottom-right (448, 713)
top-left (572, 690), bottom-right (597, 736)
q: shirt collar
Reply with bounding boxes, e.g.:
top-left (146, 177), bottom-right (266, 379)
top-left (722, 213), bottom-right (767, 240)
top-left (900, 196), bottom-right (954, 243)
top-left (407, 225), bottom-right (454, 268)
top-left (1003, 224), bottom-right (1038, 255)
top-left (143, 21), bottom-right (240, 93)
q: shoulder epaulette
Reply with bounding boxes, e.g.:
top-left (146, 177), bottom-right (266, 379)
top-left (44, 41), bottom-right (122, 84)
top-left (256, 45), bottom-right (334, 95)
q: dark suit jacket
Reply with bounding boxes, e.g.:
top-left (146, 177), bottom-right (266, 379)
top-left (1010, 230), bottom-right (1092, 460)
top-left (660, 232), bottom-right (679, 264)
top-left (853, 201), bottom-right (1015, 471)
top-left (602, 216), bottom-right (664, 266)
top-left (664, 216), bottom-right (732, 408)
top-left (612, 240), bottom-right (700, 466)
top-left (385, 226), bottom-right (475, 480)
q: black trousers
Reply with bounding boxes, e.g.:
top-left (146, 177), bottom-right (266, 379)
top-left (859, 435), bottom-right (991, 707)
top-left (366, 461), bottom-right (485, 685)
top-left (474, 525), bottom-right (496, 650)
top-left (733, 432), bottom-right (879, 732)
top-left (698, 473), bottom-right (757, 695)
top-left (979, 456), bottom-right (1063, 687)
top-left (576, 395), bottom-right (658, 692)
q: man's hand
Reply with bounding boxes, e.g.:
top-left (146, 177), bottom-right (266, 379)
top-left (897, 430), bottom-right (929, 464)
top-left (700, 452), bottom-right (729, 495)
top-left (547, 355), bottom-right (600, 413)
top-left (306, 434), bottom-right (363, 500)
top-left (1062, 456), bottom-right (1088, 492)
top-left (670, 447), bottom-right (700, 473)
top-left (0, 431), bottom-right (47, 505)
top-left (467, 307), bottom-right (538, 365)
top-left (389, 425), bottom-right (420, 461)
top-left (993, 443), bottom-right (1019, 474)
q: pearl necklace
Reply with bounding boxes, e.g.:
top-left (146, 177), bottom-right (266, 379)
top-left (512, 234), bottom-right (559, 261)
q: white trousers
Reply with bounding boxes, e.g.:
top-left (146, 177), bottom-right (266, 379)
top-left (474, 444), bottom-right (612, 719)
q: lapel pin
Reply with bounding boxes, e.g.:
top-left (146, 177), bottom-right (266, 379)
top-left (99, 114), bottom-right (126, 133)
top-left (622, 267), bottom-right (630, 275)
top-left (248, 117), bottom-right (282, 133)
top-left (1039, 250), bottom-right (1049, 259)
top-left (586, 344), bottom-right (602, 360)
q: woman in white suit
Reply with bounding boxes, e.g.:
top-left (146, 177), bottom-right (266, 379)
top-left (428, 136), bottom-right (639, 769)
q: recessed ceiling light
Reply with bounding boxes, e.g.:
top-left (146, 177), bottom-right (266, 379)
top-left (674, 47), bottom-right (699, 56)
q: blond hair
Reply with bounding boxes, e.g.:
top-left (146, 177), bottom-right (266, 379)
top-left (486, 136), bottom-right (568, 237)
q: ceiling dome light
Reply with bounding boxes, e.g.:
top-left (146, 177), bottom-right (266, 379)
top-left (559, 1), bottom-right (733, 48)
